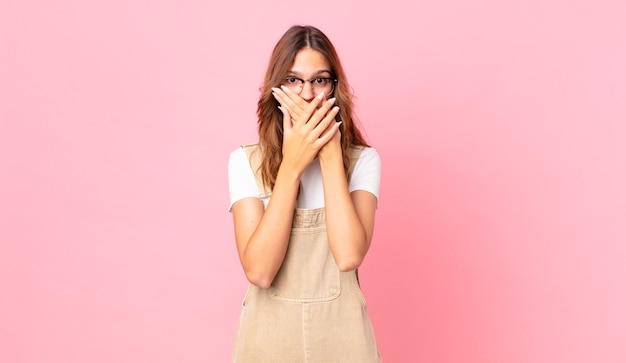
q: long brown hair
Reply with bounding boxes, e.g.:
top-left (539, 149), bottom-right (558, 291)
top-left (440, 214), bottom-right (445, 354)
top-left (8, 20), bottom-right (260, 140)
top-left (257, 25), bottom-right (369, 190)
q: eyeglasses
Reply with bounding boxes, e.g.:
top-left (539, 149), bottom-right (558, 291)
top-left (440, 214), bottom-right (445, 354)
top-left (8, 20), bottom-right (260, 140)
top-left (281, 76), bottom-right (337, 96)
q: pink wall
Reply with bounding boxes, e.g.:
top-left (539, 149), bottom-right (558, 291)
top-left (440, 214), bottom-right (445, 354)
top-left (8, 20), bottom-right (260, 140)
top-left (2, 1), bottom-right (625, 362)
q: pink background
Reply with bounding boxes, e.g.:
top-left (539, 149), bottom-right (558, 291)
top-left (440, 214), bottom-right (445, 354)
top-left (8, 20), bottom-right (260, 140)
top-left (2, 1), bottom-right (625, 362)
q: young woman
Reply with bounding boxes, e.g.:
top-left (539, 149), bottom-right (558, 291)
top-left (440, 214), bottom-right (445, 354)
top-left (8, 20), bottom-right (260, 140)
top-left (228, 25), bottom-right (382, 362)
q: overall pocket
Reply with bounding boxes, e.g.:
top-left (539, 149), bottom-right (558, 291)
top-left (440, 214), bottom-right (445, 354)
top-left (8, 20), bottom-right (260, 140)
top-left (269, 226), bottom-right (340, 302)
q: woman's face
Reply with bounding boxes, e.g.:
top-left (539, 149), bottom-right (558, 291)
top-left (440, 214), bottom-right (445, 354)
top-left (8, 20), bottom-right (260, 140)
top-left (283, 47), bottom-right (333, 102)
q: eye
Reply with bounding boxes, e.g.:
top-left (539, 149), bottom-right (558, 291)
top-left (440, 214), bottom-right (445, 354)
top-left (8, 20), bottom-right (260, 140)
top-left (285, 77), bottom-right (299, 84)
top-left (313, 78), bottom-right (328, 85)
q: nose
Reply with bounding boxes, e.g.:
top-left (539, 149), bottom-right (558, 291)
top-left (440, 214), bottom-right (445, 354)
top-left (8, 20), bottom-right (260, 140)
top-left (300, 81), bottom-right (315, 101)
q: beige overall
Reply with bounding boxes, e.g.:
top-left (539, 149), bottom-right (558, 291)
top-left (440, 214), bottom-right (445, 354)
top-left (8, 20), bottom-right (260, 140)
top-left (232, 144), bottom-right (381, 363)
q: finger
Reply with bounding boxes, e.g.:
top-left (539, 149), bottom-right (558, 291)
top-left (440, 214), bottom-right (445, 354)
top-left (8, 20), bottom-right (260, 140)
top-left (280, 85), bottom-right (311, 111)
top-left (296, 91), bottom-right (326, 125)
top-left (273, 87), bottom-right (305, 124)
top-left (316, 120), bottom-right (342, 146)
top-left (273, 86), bottom-right (304, 108)
top-left (311, 106), bottom-right (340, 138)
top-left (272, 89), bottom-right (286, 108)
top-left (307, 99), bottom-right (337, 131)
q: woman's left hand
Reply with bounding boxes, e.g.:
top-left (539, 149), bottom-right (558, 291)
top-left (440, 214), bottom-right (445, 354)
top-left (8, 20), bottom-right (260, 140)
top-left (317, 118), bottom-right (342, 162)
top-left (273, 86), bottom-right (343, 161)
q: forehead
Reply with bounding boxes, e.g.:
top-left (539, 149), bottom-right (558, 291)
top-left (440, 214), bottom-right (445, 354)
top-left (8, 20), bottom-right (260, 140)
top-left (289, 48), bottom-right (331, 74)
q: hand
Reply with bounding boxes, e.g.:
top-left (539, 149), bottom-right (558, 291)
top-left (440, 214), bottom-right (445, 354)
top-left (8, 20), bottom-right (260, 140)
top-left (277, 92), bottom-right (341, 174)
top-left (272, 86), bottom-right (310, 125)
top-left (318, 118), bottom-right (342, 162)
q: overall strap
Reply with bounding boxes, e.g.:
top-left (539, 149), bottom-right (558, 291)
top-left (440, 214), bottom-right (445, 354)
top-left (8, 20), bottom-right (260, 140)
top-left (242, 143), bottom-right (271, 199)
top-left (244, 143), bottom-right (366, 285)
top-left (346, 145), bottom-right (364, 182)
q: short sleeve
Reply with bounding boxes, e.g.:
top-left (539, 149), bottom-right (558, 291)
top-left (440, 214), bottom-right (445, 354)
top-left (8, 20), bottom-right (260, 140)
top-left (228, 147), bottom-right (260, 211)
top-left (349, 147), bottom-right (381, 200)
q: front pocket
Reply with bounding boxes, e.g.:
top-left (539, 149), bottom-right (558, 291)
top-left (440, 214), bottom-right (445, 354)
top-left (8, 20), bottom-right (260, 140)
top-left (269, 227), bottom-right (341, 302)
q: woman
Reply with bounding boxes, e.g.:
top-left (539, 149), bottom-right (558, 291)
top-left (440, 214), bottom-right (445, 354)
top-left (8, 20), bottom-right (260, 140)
top-left (228, 25), bottom-right (382, 362)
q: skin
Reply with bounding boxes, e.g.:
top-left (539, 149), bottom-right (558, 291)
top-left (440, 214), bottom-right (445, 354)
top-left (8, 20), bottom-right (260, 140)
top-left (231, 48), bottom-right (378, 288)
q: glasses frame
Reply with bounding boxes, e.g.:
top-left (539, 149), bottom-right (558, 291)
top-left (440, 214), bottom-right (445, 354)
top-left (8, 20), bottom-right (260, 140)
top-left (281, 76), bottom-right (338, 96)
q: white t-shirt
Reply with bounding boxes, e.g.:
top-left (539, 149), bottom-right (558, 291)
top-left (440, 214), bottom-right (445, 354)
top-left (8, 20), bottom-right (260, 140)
top-left (228, 146), bottom-right (381, 210)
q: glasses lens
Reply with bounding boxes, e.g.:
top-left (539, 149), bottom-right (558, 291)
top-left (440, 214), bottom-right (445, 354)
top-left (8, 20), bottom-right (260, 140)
top-left (325, 79), bottom-right (336, 95)
top-left (282, 77), bottom-right (303, 93)
top-left (312, 78), bottom-right (334, 95)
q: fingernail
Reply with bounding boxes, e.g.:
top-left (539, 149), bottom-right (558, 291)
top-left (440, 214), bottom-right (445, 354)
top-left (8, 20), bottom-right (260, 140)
top-left (281, 85), bottom-right (290, 92)
top-left (328, 98), bottom-right (336, 105)
top-left (333, 106), bottom-right (340, 112)
top-left (271, 87), bottom-right (280, 92)
top-left (317, 91), bottom-right (325, 99)
top-left (272, 92), bottom-right (278, 99)
top-left (336, 121), bottom-right (343, 126)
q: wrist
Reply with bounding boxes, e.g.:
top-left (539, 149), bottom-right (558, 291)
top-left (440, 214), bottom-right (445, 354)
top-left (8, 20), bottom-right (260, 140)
top-left (277, 161), bottom-right (304, 183)
top-left (318, 146), bottom-right (342, 166)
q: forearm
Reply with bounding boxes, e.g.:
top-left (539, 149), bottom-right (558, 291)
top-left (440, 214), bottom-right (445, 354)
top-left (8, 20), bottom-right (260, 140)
top-left (320, 154), bottom-right (369, 271)
top-left (237, 91), bottom-right (340, 286)
top-left (240, 166), bottom-right (301, 287)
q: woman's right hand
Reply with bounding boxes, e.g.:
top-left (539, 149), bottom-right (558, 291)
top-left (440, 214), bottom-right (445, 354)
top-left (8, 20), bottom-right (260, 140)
top-left (232, 91), bottom-right (340, 288)
top-left (277, 91), bottom-right (341, 174)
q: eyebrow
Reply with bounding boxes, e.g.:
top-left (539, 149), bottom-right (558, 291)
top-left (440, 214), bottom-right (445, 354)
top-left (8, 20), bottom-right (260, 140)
top-left (286, 70), bottom-right (332, 77)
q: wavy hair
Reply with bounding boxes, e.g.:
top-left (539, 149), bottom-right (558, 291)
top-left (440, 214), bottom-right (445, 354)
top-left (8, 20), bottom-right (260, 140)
top-left (257, 25), bottom-right (369, 190)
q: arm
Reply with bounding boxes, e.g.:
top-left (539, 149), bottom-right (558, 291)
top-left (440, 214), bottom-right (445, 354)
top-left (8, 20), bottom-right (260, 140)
top-left (231, 94), bottom-right (341, 288)
top-left (274, 86), bottom-right (378, 271)
top-left (318, 135), bottom-right (378, 272)
top-left (231, 166), bottom-right (300, 288)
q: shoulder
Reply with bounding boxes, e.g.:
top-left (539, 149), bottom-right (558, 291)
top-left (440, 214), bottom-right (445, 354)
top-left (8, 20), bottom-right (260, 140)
top-left (229, 143), bottom-right (259, 165)
top-left (228, 146), bottom-right (247, 169)
top-left (228, 143), bottom-right (261, 211)
top-left (359, 146), bottom-right (379, 159)
top-left (354, 146), bottom-right (381, 170)
top-left (349, 146), bottom-right (381, 199)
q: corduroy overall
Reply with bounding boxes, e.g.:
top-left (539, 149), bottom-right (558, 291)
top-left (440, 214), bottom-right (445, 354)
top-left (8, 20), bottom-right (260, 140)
top-left (232, 144), bottom-right (381, 363)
